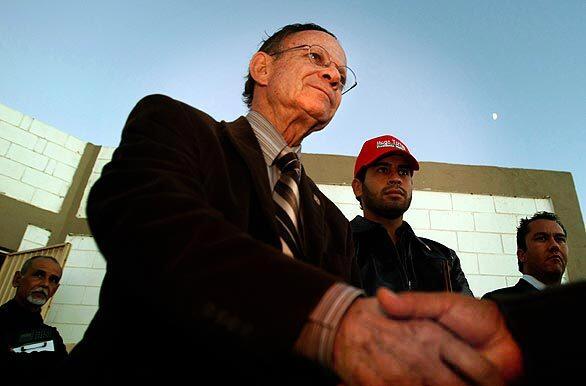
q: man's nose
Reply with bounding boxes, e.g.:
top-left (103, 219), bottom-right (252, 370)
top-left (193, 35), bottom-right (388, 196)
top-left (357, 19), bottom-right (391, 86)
top-left (321, 65), bottom-right (342, 89)
top-left (548, 238), bottom-right (561, 251)
top-left (387, 170), bottom-right (402, 184)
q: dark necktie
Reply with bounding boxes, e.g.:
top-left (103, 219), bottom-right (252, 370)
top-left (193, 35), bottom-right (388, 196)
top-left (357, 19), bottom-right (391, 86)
top-left (273, 151), bottom-right (303, 258)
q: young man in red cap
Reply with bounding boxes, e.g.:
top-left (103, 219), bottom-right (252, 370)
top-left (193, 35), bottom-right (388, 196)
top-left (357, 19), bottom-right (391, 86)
top-left (351, 135), bottom-right (473, 296)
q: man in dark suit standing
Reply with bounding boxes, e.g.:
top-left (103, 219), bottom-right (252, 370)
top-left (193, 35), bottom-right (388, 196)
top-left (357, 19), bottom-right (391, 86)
top-left (379, 280), bottom-right (585, 385)
top-left (482, 211), bottom-right (568, 300)
top-left (66, 23), bottom-right (504, 385)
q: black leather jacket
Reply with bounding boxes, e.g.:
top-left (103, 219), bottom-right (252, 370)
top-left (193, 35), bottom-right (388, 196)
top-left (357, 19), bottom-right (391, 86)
top-left (351, 216), bottom-right (473, 297)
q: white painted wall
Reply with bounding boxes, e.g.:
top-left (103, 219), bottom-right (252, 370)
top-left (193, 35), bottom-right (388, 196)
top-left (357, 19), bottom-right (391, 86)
top-left (16, 185), bottom-right (569, 344)
top-left (76, 146), bottom-right (115, 218)
top-left (45, 235), bottom-right (105, 343)
top-left (1, 102), bottom-right (570, 344)
top-left (17, 224), bottom-right (51, 251)
top-left (0, 102), bottom-right (86, 213)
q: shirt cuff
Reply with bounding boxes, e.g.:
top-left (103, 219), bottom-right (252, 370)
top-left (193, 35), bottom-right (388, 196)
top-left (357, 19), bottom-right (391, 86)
top-left (293, 282), bottom-right (364, 369)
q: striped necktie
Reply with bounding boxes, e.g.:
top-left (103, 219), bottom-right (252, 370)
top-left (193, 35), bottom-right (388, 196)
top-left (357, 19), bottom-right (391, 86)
top-left (273, 151), bottom-right (303, 258)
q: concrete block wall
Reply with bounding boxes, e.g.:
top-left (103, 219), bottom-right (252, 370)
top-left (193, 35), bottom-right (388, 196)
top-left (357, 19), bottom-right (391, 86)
top-left (13, 186), bottom-right (569, 344)
top-left (77, 147), bottom-right (115, 218)
top-left (0, 102), bottom-right (86, 213)
top-left (1, 100), bottom-right (579, 348)
top-left (318, 184), bottom-right (567, 298)
top-left (45, 235), bottom-right (106, 343)
top-left (17, 224), bottom-right (51, 251)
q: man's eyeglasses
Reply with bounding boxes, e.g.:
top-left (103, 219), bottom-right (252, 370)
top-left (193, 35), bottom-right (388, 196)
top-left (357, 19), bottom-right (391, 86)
top-left (269, 44), bottom-right (358, 95)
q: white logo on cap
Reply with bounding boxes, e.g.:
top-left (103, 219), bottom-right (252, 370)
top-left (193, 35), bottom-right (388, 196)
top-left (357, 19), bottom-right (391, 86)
top-left (376, 140), bottom-right (406, 151)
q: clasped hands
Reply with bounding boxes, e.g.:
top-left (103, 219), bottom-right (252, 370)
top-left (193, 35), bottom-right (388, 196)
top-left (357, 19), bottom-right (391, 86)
top-left (333, 288), bottom-right (523, 386)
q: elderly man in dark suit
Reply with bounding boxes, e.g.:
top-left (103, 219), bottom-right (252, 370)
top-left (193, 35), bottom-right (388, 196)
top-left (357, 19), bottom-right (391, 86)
top-left (482, 211), bottom-right (568, 300)
top-left (66, 23), bottom-right (503, 385)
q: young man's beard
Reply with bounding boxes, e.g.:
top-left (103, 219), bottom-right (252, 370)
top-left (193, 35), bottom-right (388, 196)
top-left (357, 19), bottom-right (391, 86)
top-left (362, 184), bottom-right (412, 220)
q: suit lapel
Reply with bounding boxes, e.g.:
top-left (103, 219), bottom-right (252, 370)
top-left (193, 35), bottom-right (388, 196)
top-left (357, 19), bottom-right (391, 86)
top-left (516, 278), bottom-right (540, 293)
top-left (298, 167), bottom-right (325, 264)
top-left (224, 117), bottom-right (279, 243)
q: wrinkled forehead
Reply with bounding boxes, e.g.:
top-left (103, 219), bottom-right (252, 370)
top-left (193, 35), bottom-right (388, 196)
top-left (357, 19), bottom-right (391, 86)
top-left (284, 30), bottom-right (347, 66)
top-left (30, 258), bottom-right (62, 276)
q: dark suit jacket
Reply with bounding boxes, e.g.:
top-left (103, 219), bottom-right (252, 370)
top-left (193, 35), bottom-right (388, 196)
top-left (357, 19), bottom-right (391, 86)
top-left (481, 278), bottom-right (539, 300)
top-left (494, 281), bottom-right (585, 385)
top-left (66, 95), bottom-right (358, 384)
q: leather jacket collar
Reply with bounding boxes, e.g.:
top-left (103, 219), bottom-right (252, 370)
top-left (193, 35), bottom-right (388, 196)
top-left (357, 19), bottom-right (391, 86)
top-left (350, 216), bottom-right (431, 251)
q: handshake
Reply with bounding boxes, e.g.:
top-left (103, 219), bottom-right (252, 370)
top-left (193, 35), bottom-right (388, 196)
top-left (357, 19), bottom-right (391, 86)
top-left (332, 282), bottom-right (583, 386)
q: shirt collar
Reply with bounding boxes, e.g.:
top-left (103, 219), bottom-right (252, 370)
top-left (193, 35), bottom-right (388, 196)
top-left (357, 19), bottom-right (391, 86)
top-left (522, 274), bottom-right (546, 290)
top-left (246, 110), bottom-right (301, 166)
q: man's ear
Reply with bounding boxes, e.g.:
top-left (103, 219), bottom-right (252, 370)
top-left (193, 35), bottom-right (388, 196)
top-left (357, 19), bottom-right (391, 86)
top-left (517, 249), bottom-right (527, 264)
top-left (249, 52), bottom-right (271, 86)
top-left (12, 271), bottom-right (22, 288)
top-left (351, 178), bottom-right (363, 200)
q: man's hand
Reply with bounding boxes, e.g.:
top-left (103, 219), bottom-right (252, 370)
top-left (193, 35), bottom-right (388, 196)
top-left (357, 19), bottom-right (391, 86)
top-left (333, 296), bottom-right (505, 386)
top-left (377, 288), bottom-right (523, 383)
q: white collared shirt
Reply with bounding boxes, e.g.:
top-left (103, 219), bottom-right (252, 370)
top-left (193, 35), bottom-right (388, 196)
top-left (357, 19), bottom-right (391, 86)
top-left (245, 110), bottom-right (301, 189)
top-left (522, 274), bottom-right (547, 290)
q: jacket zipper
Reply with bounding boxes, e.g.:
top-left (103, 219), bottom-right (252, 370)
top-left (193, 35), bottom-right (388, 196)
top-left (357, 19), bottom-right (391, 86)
top-left (391, 241), bottom-right (412, 290)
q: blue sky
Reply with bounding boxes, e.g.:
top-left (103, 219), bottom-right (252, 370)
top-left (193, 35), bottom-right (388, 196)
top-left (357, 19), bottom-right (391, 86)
top-left (1, 1), bottom-right (585, 221)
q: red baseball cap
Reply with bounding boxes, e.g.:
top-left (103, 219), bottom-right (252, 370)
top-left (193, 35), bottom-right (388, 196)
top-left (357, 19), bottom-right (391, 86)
top-left (354, 135), bottom-right (420, 177)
